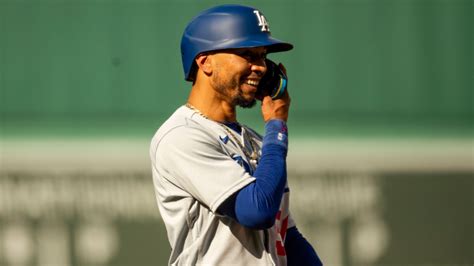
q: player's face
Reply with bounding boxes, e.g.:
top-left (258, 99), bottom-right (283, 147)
top-left (210, 47), bottom-right (267, 108)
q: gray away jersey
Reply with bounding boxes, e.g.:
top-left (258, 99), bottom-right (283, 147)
top-left (150, 106), bottom-right (295, 266)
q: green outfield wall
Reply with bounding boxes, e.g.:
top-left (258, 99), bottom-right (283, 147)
top-left (1, 0), bottom-right (472, 138)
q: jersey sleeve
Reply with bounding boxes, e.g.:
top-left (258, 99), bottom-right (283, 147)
top-left (153, 124), bottom-right (256, 213)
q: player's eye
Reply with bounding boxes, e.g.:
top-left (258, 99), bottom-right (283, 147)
top-left (237, 50), bottom-right (266, 62)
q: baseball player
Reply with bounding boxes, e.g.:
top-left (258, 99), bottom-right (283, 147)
top-left (150, 4), bottom-right (322, 266)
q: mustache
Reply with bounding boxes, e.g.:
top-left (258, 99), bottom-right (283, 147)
top-left (242, 69), bottom-right (264, 80)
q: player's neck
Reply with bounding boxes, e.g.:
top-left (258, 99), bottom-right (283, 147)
top-left (187, 85), bottom-right (237, 123)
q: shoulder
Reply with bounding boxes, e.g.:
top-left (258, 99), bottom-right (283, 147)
top-left (150, 106), bottom-right (221, 157)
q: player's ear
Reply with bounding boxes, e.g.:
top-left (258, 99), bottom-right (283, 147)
top-left (195, 54), bottom-right (213, 76)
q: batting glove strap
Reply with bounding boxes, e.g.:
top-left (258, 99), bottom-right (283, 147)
top-left (263, 119), bottom-right (288, 149)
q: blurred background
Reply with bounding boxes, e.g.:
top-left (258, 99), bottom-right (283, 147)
top-left (0, 0), bottom-right (472, 265)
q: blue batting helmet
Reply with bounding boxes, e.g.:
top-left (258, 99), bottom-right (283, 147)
top-left (181, 4), bottom-right (294, 81)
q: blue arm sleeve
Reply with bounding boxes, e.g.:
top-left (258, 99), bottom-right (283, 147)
top-left (285, 227), bottom-right (323, 266)
top-left (218, 119), bottom-right (288, 229)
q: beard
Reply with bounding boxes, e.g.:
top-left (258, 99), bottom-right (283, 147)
top-left (213, 73), bottom-right (257, 109)
top-left (233, 90), bottom-right (257, 108)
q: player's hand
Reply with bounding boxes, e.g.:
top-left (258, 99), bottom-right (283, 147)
top-left (261, 87), bottom-right (290, 123)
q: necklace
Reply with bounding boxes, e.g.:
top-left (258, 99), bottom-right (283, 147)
top-left (185, 103), bottom-right (210, 119)
top-left (185, 103), bottom-right (259, 164)
top-left (220, 123), bottom-right (259, 164)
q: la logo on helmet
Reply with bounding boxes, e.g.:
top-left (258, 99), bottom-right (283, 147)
top-left (253, 10), bottom-right (270, 32)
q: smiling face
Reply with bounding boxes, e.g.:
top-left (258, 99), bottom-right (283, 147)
top-left (210, 47), bottom-right (267, 108)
